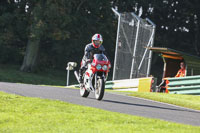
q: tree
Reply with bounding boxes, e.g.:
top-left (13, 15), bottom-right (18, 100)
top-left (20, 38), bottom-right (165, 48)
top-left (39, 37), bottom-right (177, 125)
top-left (20, 0), bottom-right (72, 72)
top-left (20, 1), bottom-right (45, 72)
top-left (0, 0), bottom-right (28, 64)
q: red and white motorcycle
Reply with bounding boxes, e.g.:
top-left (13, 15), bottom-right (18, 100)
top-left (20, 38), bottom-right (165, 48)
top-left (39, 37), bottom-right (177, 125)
top-left (74, 54), bottom-right (111, 100)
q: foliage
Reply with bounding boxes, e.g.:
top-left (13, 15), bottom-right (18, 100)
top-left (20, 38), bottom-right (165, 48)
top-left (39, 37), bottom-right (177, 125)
top-left (0, 0), bottom-right (27, 64)
top-left (0, 0), bottom-right (200, 74)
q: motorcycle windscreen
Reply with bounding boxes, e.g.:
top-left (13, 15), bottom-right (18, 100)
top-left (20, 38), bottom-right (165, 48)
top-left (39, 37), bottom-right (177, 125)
top-left (93, 54), bottom-right (108, 61)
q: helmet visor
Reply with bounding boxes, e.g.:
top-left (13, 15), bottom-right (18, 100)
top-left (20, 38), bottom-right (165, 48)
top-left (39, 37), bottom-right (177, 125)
top-left (94, 40), bottom-right (101, 46)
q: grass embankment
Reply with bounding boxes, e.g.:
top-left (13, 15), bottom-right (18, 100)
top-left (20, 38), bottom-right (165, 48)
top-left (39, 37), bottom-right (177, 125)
top-left (0, 64), bottom-right (72, 86)
top-left (0, 91), bottom-right (200, 132)
top-left (127, 92), bottom-right (200, 110)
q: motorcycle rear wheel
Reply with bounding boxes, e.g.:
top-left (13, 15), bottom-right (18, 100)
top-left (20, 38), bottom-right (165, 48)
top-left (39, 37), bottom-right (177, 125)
top-left (80, 85), bottom-right (90, 97)
top-left (95, 78), bottom-right (105, 100)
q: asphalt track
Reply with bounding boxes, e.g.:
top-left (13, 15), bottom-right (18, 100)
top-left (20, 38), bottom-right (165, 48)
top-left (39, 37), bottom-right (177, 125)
top-left (0, 82), bottom-right (200, 126)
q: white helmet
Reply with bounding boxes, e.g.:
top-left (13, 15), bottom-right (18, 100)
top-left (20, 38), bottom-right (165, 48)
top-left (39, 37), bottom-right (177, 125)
top-left (92, 33), bottom-right (103, 48)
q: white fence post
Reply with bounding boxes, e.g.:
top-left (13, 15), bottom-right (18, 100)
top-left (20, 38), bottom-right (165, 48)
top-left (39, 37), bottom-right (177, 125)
top-left (66, 62), bottom-right (77, 86)
top-left (112, 8), bottom-right (121, 81)
top-left (130, 12), bottom-right (141, 79)
top-left (146, 18), bottom-right (156, 77)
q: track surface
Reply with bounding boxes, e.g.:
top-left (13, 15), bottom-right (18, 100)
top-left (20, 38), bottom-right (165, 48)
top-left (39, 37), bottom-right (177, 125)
top-left (0, 82), bottom-right (200, 126)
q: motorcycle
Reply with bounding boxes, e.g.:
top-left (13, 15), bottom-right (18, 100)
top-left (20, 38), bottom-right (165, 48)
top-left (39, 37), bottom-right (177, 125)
top-left (74, 54), bottom-right (111, 100)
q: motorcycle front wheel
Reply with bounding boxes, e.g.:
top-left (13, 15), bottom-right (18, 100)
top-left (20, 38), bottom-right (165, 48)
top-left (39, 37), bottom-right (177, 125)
top-left (95, 78), bottom-right (105, 100)
top-left (80, 85), bottom-right (90, 97)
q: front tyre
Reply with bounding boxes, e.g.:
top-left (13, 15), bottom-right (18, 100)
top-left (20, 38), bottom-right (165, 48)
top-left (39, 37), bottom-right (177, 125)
top-left (95, 78), bottom-right (105, 100)
top-left (80, 85), bottom-right (90, 97)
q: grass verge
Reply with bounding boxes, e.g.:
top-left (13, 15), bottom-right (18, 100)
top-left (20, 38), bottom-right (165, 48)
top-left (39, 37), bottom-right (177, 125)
top-left (0, 64), bottom-right (69, 86)
top-left (127, 92), bottom-right (200, 110)
top-left (0, 91), bottom-right (200, 132)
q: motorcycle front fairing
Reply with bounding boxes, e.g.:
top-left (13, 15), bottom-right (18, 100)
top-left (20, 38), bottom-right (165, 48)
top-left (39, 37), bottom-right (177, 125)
top-left (91, 54), bottom-right (110, 75)
top-left (84, 54), bottom-right (111, 92)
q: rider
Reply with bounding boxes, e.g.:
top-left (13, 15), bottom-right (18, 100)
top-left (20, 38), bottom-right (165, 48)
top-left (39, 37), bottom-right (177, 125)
top-left (79, 33), bottom-right (105, 83)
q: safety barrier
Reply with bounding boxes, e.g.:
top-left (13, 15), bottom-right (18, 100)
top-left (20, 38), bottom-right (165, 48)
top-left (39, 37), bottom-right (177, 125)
top-left (105, 77), bottom-right (156, 92)
top-left (166, 75), bottom-right (200, 95)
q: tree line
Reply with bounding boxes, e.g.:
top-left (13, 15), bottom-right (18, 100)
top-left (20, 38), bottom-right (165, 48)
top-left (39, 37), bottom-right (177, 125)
top-left (0, 0), bottom-right (199, 74)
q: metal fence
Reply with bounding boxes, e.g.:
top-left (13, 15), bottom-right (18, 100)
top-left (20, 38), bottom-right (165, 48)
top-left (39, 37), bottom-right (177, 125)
top-left (112, 8), bottom-right (156, 80)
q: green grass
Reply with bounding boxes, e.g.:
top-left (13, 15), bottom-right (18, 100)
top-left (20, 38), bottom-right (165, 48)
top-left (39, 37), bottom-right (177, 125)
top-left (0, 91), bottom-right (200, 133)
top-left (127, 92), bottom-right (200, 110)
top-left (0, 64), bottom-right (71, 86)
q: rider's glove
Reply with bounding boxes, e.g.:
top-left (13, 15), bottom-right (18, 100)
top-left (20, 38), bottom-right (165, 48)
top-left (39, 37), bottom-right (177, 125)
top-left (86, 59), bottom-right (91, 63)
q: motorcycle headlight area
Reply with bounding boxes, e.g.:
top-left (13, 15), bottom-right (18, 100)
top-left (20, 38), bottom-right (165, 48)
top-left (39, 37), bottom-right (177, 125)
top-left (91, 62), bottom-right (96, 66)
top-left (102, 65), bottom-right (108, 71)
top-left (96, 64), bottom-right (102, 70)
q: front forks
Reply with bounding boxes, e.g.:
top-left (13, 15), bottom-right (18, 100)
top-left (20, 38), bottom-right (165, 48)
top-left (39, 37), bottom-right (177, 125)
top-left (95, 74), bottom-right (97, 90)
top-left (94, 73), bottom-right (106, 90)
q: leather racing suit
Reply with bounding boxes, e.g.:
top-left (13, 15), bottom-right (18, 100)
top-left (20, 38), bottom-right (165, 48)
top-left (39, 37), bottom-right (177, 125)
top-left (79, 43), bottom-right (105, 83)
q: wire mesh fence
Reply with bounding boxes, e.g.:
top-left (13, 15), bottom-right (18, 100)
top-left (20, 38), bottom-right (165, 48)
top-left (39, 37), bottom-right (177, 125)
top-left (112, 9), bottom-right (155, 80)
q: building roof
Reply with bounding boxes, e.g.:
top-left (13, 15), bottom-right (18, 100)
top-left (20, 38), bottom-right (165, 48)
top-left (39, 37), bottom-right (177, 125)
top-left (147, 47), bottom-right (200, 71)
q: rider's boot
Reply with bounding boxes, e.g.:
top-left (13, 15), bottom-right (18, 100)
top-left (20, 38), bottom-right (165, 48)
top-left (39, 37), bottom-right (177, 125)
top-left (79, 69), bottom-right (84, 84)
top-left (79, 76), bottom-right (83, 84)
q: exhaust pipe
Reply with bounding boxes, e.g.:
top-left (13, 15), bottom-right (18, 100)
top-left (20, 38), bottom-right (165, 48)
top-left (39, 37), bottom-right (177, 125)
top-left (74, 71), bottom-right (80, 83)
